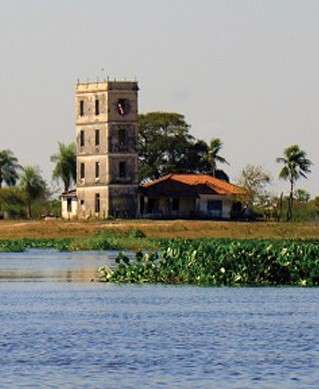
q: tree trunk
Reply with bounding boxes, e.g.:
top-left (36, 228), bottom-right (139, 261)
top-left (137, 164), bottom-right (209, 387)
top-left (27, 202), bottom-right (32, 219)
top-left (287, 179), bottom-right (294, 221)
top-left (211, 159), bottom-right (216, 177)
top-left (278, 192), bottom-right (283, 222)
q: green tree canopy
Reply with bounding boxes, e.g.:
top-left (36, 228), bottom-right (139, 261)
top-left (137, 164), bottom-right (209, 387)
top-left (20, 166), bottom-right (47, 218)
top-left (0, 188), bottom-right (26, 218)
top-left (276, 145), bottom-right (312, 221)
top-left (0, 149), bottom-right (21, 188)
top-left (207, 138), bottom-right (229, 177)
top-left (137, 112), bottom-right (228, 181)
top-left (50, 142), bottom-right (76, 192)
top-left (294, 189), bottom-right (311, 203)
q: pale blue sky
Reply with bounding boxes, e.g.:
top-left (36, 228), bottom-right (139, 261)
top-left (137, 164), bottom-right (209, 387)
top-left (1, 0), bottom-right (319, 195)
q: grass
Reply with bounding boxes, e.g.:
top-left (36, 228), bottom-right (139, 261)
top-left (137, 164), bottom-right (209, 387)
top-left (1, 219), bottom-right (319, 240)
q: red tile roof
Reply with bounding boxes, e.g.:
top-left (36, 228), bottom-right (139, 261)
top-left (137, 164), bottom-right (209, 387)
top-left (143, 174), bottom-right (246, 196)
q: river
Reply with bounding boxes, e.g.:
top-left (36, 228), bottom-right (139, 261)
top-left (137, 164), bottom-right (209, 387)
top-left (0, 250), bottom-right (319, 388)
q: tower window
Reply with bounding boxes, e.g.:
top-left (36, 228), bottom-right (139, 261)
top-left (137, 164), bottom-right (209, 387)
top-left (119, 161), bottom-right (127, 178)
top-left (80, 163), bottom-right (85, 179)
top-left (79, 100), bottom-right (84, 116)
top-left (95, 99), bottom-right (100, 115)
top-left (95, 193), bottom-right (100, 213)
top-left (95, 161), bottom-right (100, 178)
top-left (119, 128), bottom-right (127, 145)
top-left (80, 130), bottom-right (85, 147)
top-left (95, 129), bottom-right (100, 146)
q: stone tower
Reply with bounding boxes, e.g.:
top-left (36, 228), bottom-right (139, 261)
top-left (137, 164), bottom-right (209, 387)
top-left (75, 80), bottom-right (139, 219)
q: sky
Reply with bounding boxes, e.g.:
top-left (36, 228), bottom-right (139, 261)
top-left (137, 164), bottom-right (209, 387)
top-left (1, 0), bottom-right (319, 195)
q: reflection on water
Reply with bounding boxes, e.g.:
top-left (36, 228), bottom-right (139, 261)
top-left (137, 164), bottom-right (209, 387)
top-left (0, 249), bottom-right (131, 282)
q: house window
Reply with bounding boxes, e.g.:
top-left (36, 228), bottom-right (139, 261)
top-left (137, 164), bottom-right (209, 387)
top-left (80, 130), bottom-right (85, 147)
top-left (207, 200), bottom-right (223, 217)
top-left (95, 129), bottom-right (100, 146)
top-left (95, 99), bottom-right (100, 115)
top-left (79, 100), bottom-right (84, 116)
top-left (80, 163), bottom-right (85, 179)
top-left (67, 198), bottom-right (72, 213)
top-left (95, 161), bottom-right (100, 179)
top-left (80, 199), bottom-right (85, 209)
top-left (172, 198), bottom-right (180, 212)
top-left (119, 161), bottom-right (127, 178)
top-left (95, 193), bottom-right (100, 213)
top-left (119, 128), bottom-right (127, 145)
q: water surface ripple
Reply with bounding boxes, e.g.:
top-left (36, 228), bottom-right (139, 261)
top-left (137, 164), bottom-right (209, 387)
top-left (0, 251), bottom-right (318, 388)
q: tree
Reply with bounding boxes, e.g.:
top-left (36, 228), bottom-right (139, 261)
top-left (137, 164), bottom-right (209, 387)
top-left (50, 143), bottom-right (76, 192)
top-left (237, 164), bottom-right (271, 206)
top-left (138, 112), bottom-right (206, 181)
top-left (20, 166), bottom-right (47, 218)
top-left (294, 189), bottom-right (311, 203)
top-left (0, 149), bottom-right (20, 188)
top-left (207, 138), bottom-right (229, 177)
top-left (276, 145), bottom-right (312, 221)
top-left (0, 188), bottom-right (26, 218)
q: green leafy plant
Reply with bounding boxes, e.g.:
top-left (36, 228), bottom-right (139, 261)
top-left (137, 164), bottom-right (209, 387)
top-left (99, 238), bottom-right (319, 286)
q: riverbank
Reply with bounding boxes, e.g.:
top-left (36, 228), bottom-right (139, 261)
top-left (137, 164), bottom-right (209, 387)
top-left (1, 219), bottom-right (319, 240)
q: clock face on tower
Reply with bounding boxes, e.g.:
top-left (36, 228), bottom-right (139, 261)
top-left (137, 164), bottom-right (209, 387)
top-left (116, 98), bottom-right (131, 116)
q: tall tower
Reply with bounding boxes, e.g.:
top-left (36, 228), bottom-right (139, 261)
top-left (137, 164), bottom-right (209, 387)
top-left (75, 80), bottom-right (139, 219)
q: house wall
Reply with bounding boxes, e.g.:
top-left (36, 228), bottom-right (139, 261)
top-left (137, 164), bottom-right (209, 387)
top-left (139, 196), bottom-right (196, 218)
top-left (198, 194), bottom-right (233, 219)
top-left (139, 194), bottom-right (234, 219)
top-left (61, 198), bottom-right (78, 220)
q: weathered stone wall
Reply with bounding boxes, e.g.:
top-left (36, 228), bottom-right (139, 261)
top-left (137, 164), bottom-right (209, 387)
top-left (76, 124), bottom-right (108, 156)
top-left (108, 185), bottom-right (138, 218)
top-left (75, 90), bottom-right (108, 125)
top-left (76, 186), bottom-right (108, 219)
top-left (73, 81), bottom-right (139, 220)
top-left (108, 124), bottom-right (137, 153)
top-left (109, 156), bottom-right (138, 185)
top-left (77, 155), bottom-right (109, 186)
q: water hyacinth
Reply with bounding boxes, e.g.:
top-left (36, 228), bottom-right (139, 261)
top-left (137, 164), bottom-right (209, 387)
top-left (99, 239), bottom-right (319, 286)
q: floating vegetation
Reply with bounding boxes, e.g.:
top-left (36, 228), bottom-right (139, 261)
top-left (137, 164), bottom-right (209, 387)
top-left (0, 229), bottom-right (156, 253)
top-left (98, 239), bottom-right (319, 286)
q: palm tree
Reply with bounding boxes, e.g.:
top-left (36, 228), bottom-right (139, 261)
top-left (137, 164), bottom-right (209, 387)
top-left (20, 166), bottom-right (47, 218)
top-left (0, 149), bottom-right (20, 188)
top-left (207, 138), bottom-right (229, 177)
top-left (50, 143), bottom-right (76, 192)
top-left (276, 145), bottom-right (312, 221)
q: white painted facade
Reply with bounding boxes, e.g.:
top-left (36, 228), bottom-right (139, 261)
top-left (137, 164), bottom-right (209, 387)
top-left (61, 196), bottom-right (78, 220)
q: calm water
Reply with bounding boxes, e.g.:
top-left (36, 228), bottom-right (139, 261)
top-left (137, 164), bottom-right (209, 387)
top-left (0, 251), bottom-right (319, 388)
